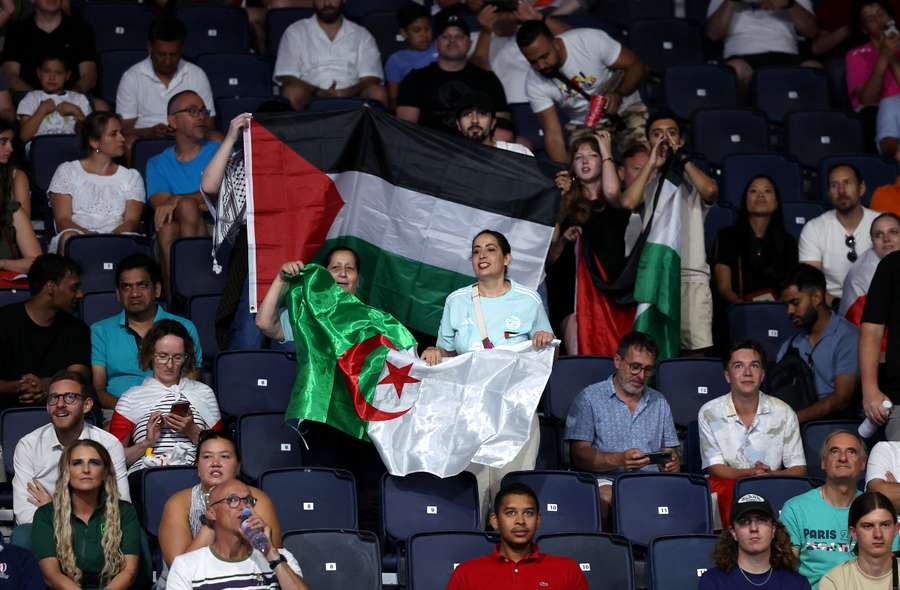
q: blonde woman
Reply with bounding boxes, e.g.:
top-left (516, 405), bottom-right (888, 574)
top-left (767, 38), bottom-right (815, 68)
top-left (31, 440), bottom-right (141, 589)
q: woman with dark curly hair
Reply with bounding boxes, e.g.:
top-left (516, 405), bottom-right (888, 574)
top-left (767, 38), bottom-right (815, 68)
top-left (109, 319), bottom-right (222, 475)
top-left (700, 493), bottom-right (810, 589)
top-left (819, 491), bottom-right (899, 589)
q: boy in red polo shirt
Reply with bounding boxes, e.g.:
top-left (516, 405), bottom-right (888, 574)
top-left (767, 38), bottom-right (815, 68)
top-left (446, 483), bottom-right (588, 590)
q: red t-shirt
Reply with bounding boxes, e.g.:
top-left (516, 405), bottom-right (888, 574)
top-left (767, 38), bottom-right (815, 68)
top-left (446, 545), bottom-right (588, 590)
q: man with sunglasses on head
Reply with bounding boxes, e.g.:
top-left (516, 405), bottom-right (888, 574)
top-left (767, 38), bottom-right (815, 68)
top-left (168, 478), bottom-right (308, 590)
top-left (12, 370), bottom-right (129, 527)
top-left (564, 331), bottom-right (680, 523)
top-left (799, 163), bottom-right (880, 306)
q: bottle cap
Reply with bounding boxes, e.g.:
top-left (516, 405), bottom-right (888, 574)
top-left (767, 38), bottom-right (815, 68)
top-left (884, 400), bottom-right (894, 409)
top-left (240, 507), bottom-right (252, 520)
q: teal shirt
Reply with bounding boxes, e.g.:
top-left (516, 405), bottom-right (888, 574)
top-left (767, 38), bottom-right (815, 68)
top-left (91, 306), bottom-right (202, 396)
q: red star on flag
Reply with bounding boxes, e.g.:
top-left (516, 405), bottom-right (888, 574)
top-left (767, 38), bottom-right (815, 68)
top-left (378, 361), bottom-right (420, 398)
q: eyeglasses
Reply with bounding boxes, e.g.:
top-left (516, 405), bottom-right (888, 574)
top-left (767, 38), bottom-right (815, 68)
top-left (172, 106), bottom-right (210, 118)
top-left (154, 352), bottom-right (186, 365)
top-left (47, 392), bottom-right (85, 406)
top-left (846, 235), bottom-right (858, 262)
top-left (625, 362), bottom-right (655, 376)
top-left (208, 493), bottom-right (257, 509)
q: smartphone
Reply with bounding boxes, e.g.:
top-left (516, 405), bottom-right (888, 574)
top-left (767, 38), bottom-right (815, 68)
top-left (646, 451), bottom-right (673, 466)
top-left (170, 401), bottom-right (191, 417)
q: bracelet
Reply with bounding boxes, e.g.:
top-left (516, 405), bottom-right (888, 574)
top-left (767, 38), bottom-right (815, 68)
top-left (602, 157), bottom-right (614, 164)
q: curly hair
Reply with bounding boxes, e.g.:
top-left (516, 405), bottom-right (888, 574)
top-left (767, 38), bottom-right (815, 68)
top-left (53, 440), bottom-right (125, 586)
top-left (138, 318), bottom-right (197, 375)
top-left (711, 519), bottom-right (798, 573)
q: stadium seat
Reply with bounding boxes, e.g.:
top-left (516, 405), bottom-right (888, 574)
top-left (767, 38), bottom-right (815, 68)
top-left (728, 302), bottom-right (799, 367)
top-left (170, 237), bottom-right (230, 308)
top-left (283, 529), bottom-right (381, 590)
top-left (818, 155), bottom-right (897, 206)
top-left (537, 533), bottom-right (635, 590)
top-left (214, 350), bottom-right (297, 417)
top-left (752, 67), bottom-right (830, 125)
top-left (683, 420), bottom-right (703, 475)
top-left (0, 289), bottom-right (29, 308)
top-left (647, 534), bottom-right (718, 590)
top-left (703, 205), bottom-right (736, 259)
top-left (685, 0), bottom-right (711, 22)
top-left (259, 467), bottom-right (357, 531)
top-left (613, 473), bottom-right (713, 547)
top-left (236, 412), bottom-right (304, 481)
top-left (691, 109), bottom-right (769, 166)
top-left (782, 202), bottom-right (827, 241)
top-left (407, 531), bottom-right (496, 590)
top-left (627, 19), bottom-right (704, 74)
top-left (215, 97), bottom-right (280, 133)
top-left (802, 420), bottom-right (861, 480)
top-left (266, 7), bottom-right (315, 55)
top-left (593, 0), bottom-right (674, 28)
top-left (64, 235), bottom-right (153, 294)
top-left (509, 102), bottom-right (544, 152)
top-left (501, 471), bottom-right (602, 535)
top-left (663, 64), bottom-right (738, 121)
top-left (29, 134), bottom-right (80, 196)
top-left (1, 407), bottom-right (50, 477)
top-left (345, 0), bottom-right (408, 20)
top-left (175, 6), bottom-right (250, 58)
top-left (134, 466), bottom-right (199, 537)
top-left (187, 293), bottom-right (220, 363)
top-left (536, 417), bottom-right (561, 470)
top-left (131, 138), bottom-right (174, 180)
top-left (196, 53), bottom-right (274, 100)
top-left (546, 355), bottom-right (615, 422)
top-left (362, 11), bottom-right (406, 64)
top-left (98, 50), bottom-right (145, 105)
top-left (721, 153), bottom-right (805, 208)
top-left (655, 358), bottom-right (729, 428)
top-left (82, 3), bottom-right (153, 52)
top-left (785, 111), bottom-right (865, 170)
top-left (733, 476), bottom-right (817, 516)
top-left (306, 97), bottom-right (386, 112)
top-left (79, 291), bottom-right (121, 325)
top-left (553, 14), bottom-right (623, 40)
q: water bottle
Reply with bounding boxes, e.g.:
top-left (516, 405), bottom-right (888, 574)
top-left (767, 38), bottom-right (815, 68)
top-left (859, 400), bottom-right (893, 439)
top-left (239, 507), bottom-right (271, 553)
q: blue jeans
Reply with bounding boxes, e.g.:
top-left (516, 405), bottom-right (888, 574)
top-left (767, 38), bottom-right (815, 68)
top-left (227, 276), bottom-right (268, 350)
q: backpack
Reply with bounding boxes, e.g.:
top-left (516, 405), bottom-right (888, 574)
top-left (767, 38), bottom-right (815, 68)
top-left (768, 333), bottom-right (819, 412)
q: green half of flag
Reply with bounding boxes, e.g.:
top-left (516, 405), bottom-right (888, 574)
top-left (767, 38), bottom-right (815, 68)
top-left (283, 263), bottom-right (417, 439)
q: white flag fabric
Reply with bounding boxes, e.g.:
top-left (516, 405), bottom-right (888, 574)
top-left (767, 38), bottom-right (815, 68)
top-left (367, 341), bottom-right (556, 478)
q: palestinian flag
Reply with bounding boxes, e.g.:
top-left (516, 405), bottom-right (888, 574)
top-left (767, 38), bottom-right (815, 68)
top-left (244, 108), bottom-right (558, 335)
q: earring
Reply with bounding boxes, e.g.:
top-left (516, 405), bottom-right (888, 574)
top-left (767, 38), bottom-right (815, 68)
top-left (94, 148), bottom-right (100, 153)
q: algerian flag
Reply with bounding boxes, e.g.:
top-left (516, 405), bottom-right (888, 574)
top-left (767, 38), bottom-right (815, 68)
top-left (244, 109), bottom-right (557, 335)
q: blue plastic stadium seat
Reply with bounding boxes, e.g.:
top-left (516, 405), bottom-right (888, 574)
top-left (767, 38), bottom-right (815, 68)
top-left (99, 50), bottom-right (145, 105)
top-left (785, 111), bottom-right (864, 170)
top-left (537, 532), bottom-right (635, 590)
top-left (663, 64), bottom-right (738, 121)
top-left (29, 134), bottom-right (80, 196)
top-left (691, 109), bottom-right (769, 166)
top-left (306, 97), bottom-right (386, 112)
top-left (170, 237), bottom-right (230, 308)
top-left (64, 235), bottom-right (153, 295)
top-left (215, 97), bottom-right (280, 133)
top-left (537, 417), bottom-right (561, 470)
top-left (1, 407), bottom-right (50, 477)
top-left (214, 350), bottom-right (297, 417)
top-left (733, 476), bottom-right (817, 516)
top-left (236, 412), bottom-right (304, 481)
top-left (728, 302), bottom-right (799, 368)
top-left (704, 205), bottom-right (736, 260)
top-left (79, 291), bottom-right (121, 326)
top-left (187, 293), bottom-right (220, 364)
top-left (553, 14), bottom-right (623, 40)
top-left (656, 358), bottom-right (730, 428)
top-left (752, 67), bottom-right (830, 125)
top-left (546, 356), bottom-right (615, 422)
top-left (0, 289), bottom-right (30, 308)
top-left (782, 202), bottom-right (827, 241)
top-left (627, 19), bottom-right (704, 74)
top-left (721, 153), bottom-right (805, 208)
top-left (613, 473), bottom-right (713, 547)
top-left (282, 529), bottom-right (381, 590)
top-left (132, 138), bottom-right (174, 180)
top-left (501, 471), bottom-right (602, 535)
top-left (593, 0), bottom-right (674, 28)
top-left (259, 467), bottom-right (357, 531)
top-left (196, 53), bottom-right (274, 100)
top-left (648, 534), bottom-right (718, 590)
top-left (818, 155), bottom-right (897, 206)
top-left (407, 531), bottom-right (496, 590)
top-left (509, 103), bottom-right (544, 152)
top-left (82, 3), bottom-right (152, 52)
top-left (175, 6), bottom-right (249, 58)
top-left (345, 0), bottom-right (408, 20)
top-left (266, 8), bottom-right (314, 55)
top-left (361, 11), bottom-right (405, 64)
top-left (802, 420), bottom-right (862, 480)
top-left (135, 466), bottom-right (199, 537)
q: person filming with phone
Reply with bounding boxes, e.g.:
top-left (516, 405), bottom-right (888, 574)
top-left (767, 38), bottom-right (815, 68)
top-left (110, 319), bottom-right (222, 475)
top-left (564, 331), bottom-right (680, 523)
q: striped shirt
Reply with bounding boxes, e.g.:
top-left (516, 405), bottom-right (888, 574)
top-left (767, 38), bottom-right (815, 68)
top-left (167, 547), bottom-right (302, 590)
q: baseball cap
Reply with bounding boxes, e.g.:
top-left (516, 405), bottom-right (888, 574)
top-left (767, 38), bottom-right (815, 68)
top-left (731, 493), bottom-right (776, 523)
top-left (434, 9), bottom-right (471, 37)
top-left (456, 91), bottom-right (496, 118)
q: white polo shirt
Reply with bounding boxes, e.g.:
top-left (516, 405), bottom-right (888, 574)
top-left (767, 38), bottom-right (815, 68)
top-left (116, 57), bottom-right (216, 129)
top-left (273, 16), bottom-right (383, 89)
top-left (865, 442), bottom-right (900, 487)
top-left (12, 422), bottom-right (130, 524)
top-left (798, 207), bottom-right (880, 298)
top-left (706, 0), bottom-right (813, 59)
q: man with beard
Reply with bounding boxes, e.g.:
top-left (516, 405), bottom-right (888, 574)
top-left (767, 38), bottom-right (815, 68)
top-left (91, 254), bottom-right (202, 410)
top-left (455, 92), bottom-right (532, 155)
top-left (777, 264), bottom-right (859, 423)
top-left (274, 0), bottom-right (386, 111)
top-left (446, 483), bottom-right (588, 590)
top-left (397, 9), bottom-right (509, 134)
top-left (800, 163), bottom-right (881, 303)
top-left (12, 371), bottom-right (129, 526)
top-left (564, 332), bottom-right (679, 521)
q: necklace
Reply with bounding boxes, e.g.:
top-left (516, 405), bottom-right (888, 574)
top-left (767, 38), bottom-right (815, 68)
top-left (738, 567), bottom-right (773, 587)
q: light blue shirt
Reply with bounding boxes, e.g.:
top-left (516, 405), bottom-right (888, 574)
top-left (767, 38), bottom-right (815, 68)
top-left (146, 141), bottom-right (220, 198)
top-left (776, 312), bottom-right (860, 399)
top-left (564, 375), bottom-right (679, 475)
top-left (436, 281), bottom-right (552, 353)
top-left (384, 47), bottom-right (438, 83)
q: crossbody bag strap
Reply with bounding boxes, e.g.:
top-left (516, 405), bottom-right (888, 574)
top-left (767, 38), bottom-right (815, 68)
top-left (893, 555), bottom-right (898, 590)
top-left (471, 284), bottom-right (494, 350)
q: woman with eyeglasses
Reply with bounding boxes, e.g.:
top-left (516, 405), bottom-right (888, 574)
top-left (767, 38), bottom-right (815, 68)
top-left (31, 440), bottom-right (142, 589)
top-left (47, 111), bottom-right (145, 255)
top-left (110, 319), bottom-right (222, 475)
top-left (156, 431), bottom-right (281, 589)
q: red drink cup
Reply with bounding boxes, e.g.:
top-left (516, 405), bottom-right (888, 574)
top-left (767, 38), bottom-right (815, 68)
top-left (584, 95), bottom-right (607, 128)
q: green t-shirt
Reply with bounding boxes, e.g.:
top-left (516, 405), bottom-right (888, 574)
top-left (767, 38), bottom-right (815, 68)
top-left (31, 499), bottom-right (141, 589)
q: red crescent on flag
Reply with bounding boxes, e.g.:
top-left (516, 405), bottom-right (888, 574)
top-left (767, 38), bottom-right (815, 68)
top-left (337, 334), bottom-right (414, 421)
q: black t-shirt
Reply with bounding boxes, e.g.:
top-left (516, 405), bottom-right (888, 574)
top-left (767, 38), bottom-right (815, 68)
top-left (712, 227), bottom-right (798, 298)
top-left (1, 14), bottom-right (97, 90)
top-left (0, 303), bottom-right (90, 407)
top-left (397, 62), bottom-right (508, 134)
top-left (862, 250), bottom-right (900, 397)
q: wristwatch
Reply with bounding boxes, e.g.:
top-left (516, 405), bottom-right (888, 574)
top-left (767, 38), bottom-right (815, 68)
top-left (268, 554), bottom-right (287, 571)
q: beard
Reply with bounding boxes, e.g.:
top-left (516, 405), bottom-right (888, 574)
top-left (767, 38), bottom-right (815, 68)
top-left (463, 124), bottom-right (490, 142)
top-left (315, 5), bottom-right (341, 23)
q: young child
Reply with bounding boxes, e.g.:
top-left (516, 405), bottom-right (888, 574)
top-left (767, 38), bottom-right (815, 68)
top-left (17, 53), bottom-right (92, 145)
top-left (385, 2), bottom-right (436, 112)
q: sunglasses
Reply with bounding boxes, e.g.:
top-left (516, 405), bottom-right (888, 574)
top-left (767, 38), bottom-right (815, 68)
top-left (845, 235), bottom-right (858, 263)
